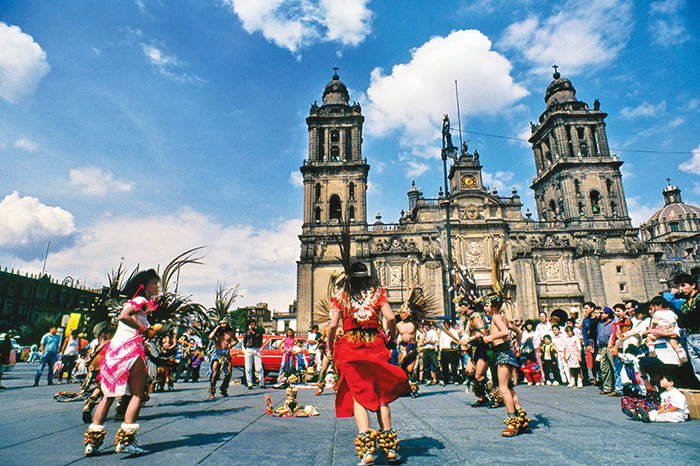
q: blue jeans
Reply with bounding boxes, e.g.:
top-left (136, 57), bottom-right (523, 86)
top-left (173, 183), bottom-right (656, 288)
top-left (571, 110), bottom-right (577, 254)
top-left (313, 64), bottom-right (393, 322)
top-left (687, 333), bottom-right (700, 384)
top-left (613, 354), bottom-right (624, 393)
top-left (34, 351), bottom-right (58, 384)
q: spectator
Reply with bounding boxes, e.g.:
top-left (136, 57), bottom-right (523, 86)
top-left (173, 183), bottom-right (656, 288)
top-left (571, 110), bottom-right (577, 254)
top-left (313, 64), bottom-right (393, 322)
top-left (293, 339), bottom-right (307, 373)
top-left (438, 322), bottom-right (460, 386)
top-left (60, 330), bottom-right (81, 383)
top-left (534, 311), bottom-right (552, 381)
top-left (580, 302), bottom-right (598, 385)
top-left (610, 303), bottom-right (631, 395)
top-left (624, 300), bottom-right (639, 320)
top-left (307, 324), bottom-right (320, 369)
top-left (563, 326), bottom-right (583, 388)
top-left (540, 335), bottom-right (561, 385)
top-left (33, 326), bottom-right (61, 387)
top-left (597, 307), bottom-right (615, 395)
top-left (190, 348), bottom-right (203, 382)
top-left (243, 320), bottom-right (265, 389)
top-left (636, 374), bottom-right (689, 423)
top-left (675, 273), bottom-right (700, 384)
top-left (646, 295), bottom-right (687, 363)
top-left (620, 303), bottom-right (652, 354)
top-left (28, 344), bottom-right (40, 363)
top-left (278, 328), bottom-right (296, 381)
top-left (0, 331), bottom-right (16, 389)
top-left (551, 325), bottom-right (569, 385)
top-left (421, 322), bottom-right (440, 386)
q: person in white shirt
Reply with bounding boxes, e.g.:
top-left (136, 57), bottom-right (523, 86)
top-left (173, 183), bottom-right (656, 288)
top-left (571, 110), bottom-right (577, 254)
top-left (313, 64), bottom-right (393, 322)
top-left (438, 322), bottom-right (460, 386)
top-left (551, 326), bottom-right (569, 385)
top-left (637, 374), bottom-right (689, 423)
top-left (421, 322), bottom-right (440, 385)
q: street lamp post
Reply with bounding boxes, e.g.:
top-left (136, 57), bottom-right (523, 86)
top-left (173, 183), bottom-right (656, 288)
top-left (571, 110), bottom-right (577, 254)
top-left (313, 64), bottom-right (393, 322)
top-left (441, 115), bottom-right (459, 322)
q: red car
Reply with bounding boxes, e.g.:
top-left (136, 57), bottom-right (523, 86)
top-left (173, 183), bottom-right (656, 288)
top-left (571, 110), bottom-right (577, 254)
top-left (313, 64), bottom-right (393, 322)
top-left (229, 335), bottom-right (310, 378)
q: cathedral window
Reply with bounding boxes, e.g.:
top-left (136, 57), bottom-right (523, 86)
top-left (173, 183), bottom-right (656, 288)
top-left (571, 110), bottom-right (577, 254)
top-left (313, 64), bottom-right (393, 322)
top-left (606, 179), bottom-right (613, 195)
top-left (670, 222), bottom-right (680, 232)
top-left (315, 183), bottom-right (322, 200)
top-left (331, 130), bottom-right (340, 143)
top-left (315, 207), bottom-right (322, 223)
top-left (330, 146), bottom-right (340, 161)
top-left (578, 202), bottom-right (585, 216)
top-left (549, 200), bottom-right (557, 218)
top-left (345, 128), bottom-right (352, 160)
top-left (579, 141), bottom-right (589, 157)
top-left (329, 194), bottom-right (342, 221)
top-left (349, 182), bottom-right (355, 199)
top-left (318, 129), bottom-right (324, 160)
top-left (590, 190), bottom-right (601, 214)
top-left (349, 206), bottom-right (355, 221)
top-left (574, 179), bottom-right (581, 195)
top-left (544, 150), bottom-right (553, 165)
top-left (610, 201), bottom-right (617, 216)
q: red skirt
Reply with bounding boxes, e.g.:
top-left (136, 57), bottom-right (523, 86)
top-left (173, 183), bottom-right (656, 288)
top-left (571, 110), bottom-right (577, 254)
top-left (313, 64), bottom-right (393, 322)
top-left (333, 333), bottom-right (409, 417)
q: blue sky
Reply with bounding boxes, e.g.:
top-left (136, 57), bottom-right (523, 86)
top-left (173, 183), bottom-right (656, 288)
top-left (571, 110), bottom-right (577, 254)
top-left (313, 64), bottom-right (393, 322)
top-left (1, 0), bottom-right (698, 313)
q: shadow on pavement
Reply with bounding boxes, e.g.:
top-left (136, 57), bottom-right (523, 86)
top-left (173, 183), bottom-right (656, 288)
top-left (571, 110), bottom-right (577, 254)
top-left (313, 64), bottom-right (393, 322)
top-left (400, 436), bottom-right (445, 457)
top-left (138, 405), bottom-right (250, 421)
top-left (528, 413), bottom-right (550, 431)
top-left (139, 431), bottom-right (236, 454)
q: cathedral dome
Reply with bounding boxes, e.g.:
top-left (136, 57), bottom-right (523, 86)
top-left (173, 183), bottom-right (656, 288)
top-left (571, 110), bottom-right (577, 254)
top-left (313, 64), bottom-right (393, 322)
top-left (322, 71), bottom-right (350, 106)
top-left (544, 69), bottom-right (577, 108)
top-left (642, 184), bottom-right (700, 242)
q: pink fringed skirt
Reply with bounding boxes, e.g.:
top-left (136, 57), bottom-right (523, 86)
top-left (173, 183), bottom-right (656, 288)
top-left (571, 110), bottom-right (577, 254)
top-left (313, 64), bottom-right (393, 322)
top-left (98, 334), bottom-right (145, 397)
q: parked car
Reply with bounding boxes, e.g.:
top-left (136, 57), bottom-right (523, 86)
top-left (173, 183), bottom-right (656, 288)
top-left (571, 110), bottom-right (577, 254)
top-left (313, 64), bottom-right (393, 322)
top-left (229, 335), bottom-right (310, 378)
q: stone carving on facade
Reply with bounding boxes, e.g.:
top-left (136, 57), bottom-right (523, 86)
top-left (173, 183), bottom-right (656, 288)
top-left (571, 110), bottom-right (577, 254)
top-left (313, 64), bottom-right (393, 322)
top-left (574, 235), bottom-right (607, 257)
top-left (460, 238), bottom-right (486, 267)
top-left (312, 241), bottom-right (327, 263)
top-left (390, 266), bottom-right (402, 286)
top-left (623, 236), bottom-right (649, 254)
top-left (510, 235), bottom-right (533, 258)
top-left (375, 236), bottom-right (419, 253)
top-left (534, 255), bottom-right (575, 283)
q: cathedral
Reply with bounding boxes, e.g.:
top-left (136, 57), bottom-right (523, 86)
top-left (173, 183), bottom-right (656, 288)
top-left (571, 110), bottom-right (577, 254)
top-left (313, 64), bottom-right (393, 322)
top-left (295, 70), bottom-right (662, 330)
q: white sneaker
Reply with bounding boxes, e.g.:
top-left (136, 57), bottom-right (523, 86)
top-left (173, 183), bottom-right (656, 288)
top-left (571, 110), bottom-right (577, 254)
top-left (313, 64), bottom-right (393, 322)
top-left (577, 380), bottom-right (583, 388)
top-left (552, 381), bottom-right (559, 386)
top-left (527, 382), bottom-right (533, 386)
top-left (567, 382), bottom-right (575, 388)
top-left (536, 382), bottom-right (542, 386)
top-left (546, 381), bottom-right (552, 385)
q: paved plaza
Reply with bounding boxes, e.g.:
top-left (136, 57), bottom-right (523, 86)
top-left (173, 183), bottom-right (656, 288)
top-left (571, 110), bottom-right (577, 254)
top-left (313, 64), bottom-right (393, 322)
top-left (1, 363), bottom-right (698, 466)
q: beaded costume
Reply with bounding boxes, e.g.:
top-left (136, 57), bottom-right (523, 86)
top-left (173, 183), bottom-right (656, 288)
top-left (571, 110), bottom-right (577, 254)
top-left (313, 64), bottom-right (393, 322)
top-left (332, 286), bottom-right (409, 417)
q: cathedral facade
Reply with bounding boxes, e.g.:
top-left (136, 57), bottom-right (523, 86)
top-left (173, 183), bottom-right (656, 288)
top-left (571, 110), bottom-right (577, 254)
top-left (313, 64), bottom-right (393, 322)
top-left (295, 71), bottom-right (660, 331)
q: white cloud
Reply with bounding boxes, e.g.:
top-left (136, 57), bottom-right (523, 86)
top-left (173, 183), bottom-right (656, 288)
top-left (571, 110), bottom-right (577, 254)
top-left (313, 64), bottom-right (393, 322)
top-left (499, 0), bottom-right (633, 75)
top-left (365, 29), bottom-right (528, 157)
top-left (68, 167), bottom-right (134, 196)
top-left (0, 22), bottom-right (51, 103)
top-left (0, 191), bottom-right (76, 260)
top-left (649, 0), bottom-right (690, 47)
top-left (678, 144), bottom-right (700, 176)
top-left (627, 196), bottom-right (662, 227)
top-left (223, 0), bottom-right (372, 54)
top-left (482, 171), bottom-right (516, 193)
top-left (0, 208), bottom-right (302, 313)
top-left (289, 171), bottom-right (304, 188)
top-left (14, 137), bottom-right (39, 152)
top-left (620, 101), bottom-right (666, 119)
top-left (140, 43), bottom-right (204, 83)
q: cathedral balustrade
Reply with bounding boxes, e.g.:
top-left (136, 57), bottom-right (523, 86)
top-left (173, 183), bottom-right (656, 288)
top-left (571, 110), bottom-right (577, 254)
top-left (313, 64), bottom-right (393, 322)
top-left (367, 223), bottom-right (399, 232)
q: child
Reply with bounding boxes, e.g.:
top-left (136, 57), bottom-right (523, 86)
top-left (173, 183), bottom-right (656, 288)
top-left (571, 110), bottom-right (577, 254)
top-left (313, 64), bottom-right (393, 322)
top-left (190, 348), bottom-right (203, 382)
top-left (563, 327), bottom-right (583, 388)
top-left (551, 326), bottom-right (570, 385)
top-left (540, 335), bottom-right (561, 385)
top-left (520, 360), bottom-right (541, 385)
top-left (646, 296), bottom-right (687, 363)
top-left (637, 374), bottom-right (689, 423)
top-left (278, 329), bottom-right (296, 381)
top-left (293, 339), bottom-right (307, 372)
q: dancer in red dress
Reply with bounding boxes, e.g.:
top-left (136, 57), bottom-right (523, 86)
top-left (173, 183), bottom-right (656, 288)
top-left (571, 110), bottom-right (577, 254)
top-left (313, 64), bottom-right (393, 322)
top-left (327, 261), bottom-right (408, 466)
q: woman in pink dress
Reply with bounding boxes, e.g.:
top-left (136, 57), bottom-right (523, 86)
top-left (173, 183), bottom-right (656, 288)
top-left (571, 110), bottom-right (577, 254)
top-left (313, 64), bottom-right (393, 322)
top-left (84, 269), bottom-right (159, 456)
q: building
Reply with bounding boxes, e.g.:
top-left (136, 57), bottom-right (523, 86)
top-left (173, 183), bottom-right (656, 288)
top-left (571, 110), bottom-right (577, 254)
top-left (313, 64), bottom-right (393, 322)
top-left (295, 71), bottom-right (660, 332)
top-left (0, 266), bottom-right (100, 331)
top-left (271, 301), bottom-right (298, 335)
top-left (240, 302), bottom-right (274, 333)
top-left (640, 183), bottom-right (700, 283)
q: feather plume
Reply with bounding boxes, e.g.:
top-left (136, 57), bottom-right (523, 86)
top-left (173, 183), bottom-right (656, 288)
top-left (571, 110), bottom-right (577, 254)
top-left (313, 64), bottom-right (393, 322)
top-left (205, 282), bottom-right (242, 331)
top-left (397, 285), bottom-right (440, 324)
top-left (159, 246), bottom-right (205, 293)
top-left (313, 272), bottom-right (339, 325)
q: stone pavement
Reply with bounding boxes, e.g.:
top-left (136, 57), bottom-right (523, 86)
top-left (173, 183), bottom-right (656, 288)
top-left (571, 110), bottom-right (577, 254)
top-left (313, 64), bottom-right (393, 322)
top-left (1, 363), bottom-right (699, 466)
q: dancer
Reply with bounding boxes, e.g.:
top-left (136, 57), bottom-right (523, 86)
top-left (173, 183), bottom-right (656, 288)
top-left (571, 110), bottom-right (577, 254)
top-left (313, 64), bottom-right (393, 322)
top-left (392, 287), bottom-right (438, 398)
top-left (327, 223), bottom-right (408, 466)
top-left (84, 269), bottom-right (160, 456)
top-left (208, 322), bottom-right (237, 399)
top-left (458, 299), bottom-right (502, 408)
top-left (482, 294), bottom-right (529, 437)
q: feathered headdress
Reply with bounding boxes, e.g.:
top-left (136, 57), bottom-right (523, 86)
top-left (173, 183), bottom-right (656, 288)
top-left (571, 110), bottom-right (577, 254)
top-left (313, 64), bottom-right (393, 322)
top-left (434, 235), bottom-right (480, 306)
top-left (205, 281), bottom-right (242, 332)
top-left (397, 285), bottom-right (440, 324)
top-left (333, 218), bottom-right (376, 295)
top-left (479, 237), bottom-right (513, 308)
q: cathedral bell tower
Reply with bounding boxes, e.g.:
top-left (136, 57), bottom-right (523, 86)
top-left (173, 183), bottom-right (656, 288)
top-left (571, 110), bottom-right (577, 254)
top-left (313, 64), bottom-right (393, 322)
top-left (529, 67), bottom-right (631, 228)
top-left (300, 70), bottom-right (369, 231)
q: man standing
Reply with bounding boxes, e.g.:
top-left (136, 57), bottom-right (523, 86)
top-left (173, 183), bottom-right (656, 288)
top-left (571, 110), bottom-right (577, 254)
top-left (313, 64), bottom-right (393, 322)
top-left (596, 307), bottom-right (615, 395)
top-left (34, 326), bottom-right (61, 386)
top-left (579, 302), bottom-right (596, 385)
top-left (421, 322), bottom-right (440, 385)
top-left (307, 324), bottom-right (320, 370)
top-left (243, 320), bottom-right (264, 389)
top-left (675, 274), bottom-right (700, 383)
top-left (438, 321), bottom-right (460, 386)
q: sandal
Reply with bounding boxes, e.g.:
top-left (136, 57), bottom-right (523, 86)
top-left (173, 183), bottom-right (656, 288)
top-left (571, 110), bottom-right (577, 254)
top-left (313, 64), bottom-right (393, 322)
top-left (358, 452), bottom-right (374, 466)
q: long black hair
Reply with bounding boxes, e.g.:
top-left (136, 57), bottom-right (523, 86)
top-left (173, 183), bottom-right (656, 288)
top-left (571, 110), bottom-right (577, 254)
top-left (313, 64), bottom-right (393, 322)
top-left (123, 269), bottom-right (160, 298)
